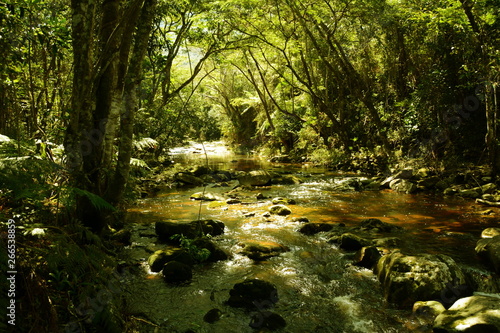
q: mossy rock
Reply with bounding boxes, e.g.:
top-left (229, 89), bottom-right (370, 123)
top-left (147, 248), bottom-right (194, 272)
top-left (374, 251), bottom-right (468, 308)
top-left (162, 261), bottom-right (192, 283)
top-left (269, 204), bottom-right (291, 216)
top-left (227, 279), bottom-right (278, 309)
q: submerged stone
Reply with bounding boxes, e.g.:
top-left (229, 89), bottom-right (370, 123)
top-left (339, 233), bottom-right (371, 251)
top-left (192, 237), bottom-right (229, 262)
top-left (352, 246), bottom-right (381, 269)
top-left (155, 219), bottom-right (225, 240)
top-left (238, 170), bottom-right (272, 186)
top-left (162, 261), bottom-right (192, 283)
top-left (207, 200), bottom-right (227, 209)
top-left (256, 193), bottom-right (266, 200)
top-left (190, 192), bottom-right (221, 201)
top-left (271, 197), bottom-right (296, 205)
top-left (372, 237), bottom-right (401, 248)
top-left (270, 175), bottom-right (303, 185)
top-left (292, 216), bottom-right (310, 223)
top-left (175, 172), bottom-right (204, 186)
top-left (413, 300), bottom-right (446, 319)
top-left (357, 218), bottom-right (401, 233)
top-left (148, 248), bottom-right (194, 272)
top-left (393, 169), bottom-right (414, 180)
top-left (390, 179), bottom-right (417, 194)
top-left (110, 229), bottom-right (132, 245)
top-left (239, 240), bottom-right (289, 261)
top-left (250, 311), bottom-right (287, 330)
top-left (298, 222), bottom-right (334, 235)
top-left (203, 308), bottom-right (222, 324)
top-left (227, 279), bottom-right (278, 309)
top-left (226, 198), bottom-right (241, 204)
top-left (269, 155), bottom-right (291, 163)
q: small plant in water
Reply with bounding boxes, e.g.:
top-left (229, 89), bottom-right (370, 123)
top-left (170, 234), bottom-right (211, 263)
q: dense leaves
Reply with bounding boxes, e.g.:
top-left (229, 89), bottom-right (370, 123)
top-left (0, 1), bottom-right (499, 332)
top-left (2, 0), bottom-right (498, 174)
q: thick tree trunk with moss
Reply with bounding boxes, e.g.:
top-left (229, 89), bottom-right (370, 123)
top-left (459, 0), bottom-right (500, 178)
top-left (107, 0), bottom-right (158, 205)
top-left (66, 0), bottom-right (156, 232)
top-left (66, 0), bottom-right (102, 231)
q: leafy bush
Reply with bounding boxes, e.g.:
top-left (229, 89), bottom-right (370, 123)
top-left (170, 234), bottom-right (211, 263)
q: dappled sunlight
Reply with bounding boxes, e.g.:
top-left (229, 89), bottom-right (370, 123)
top-left (124, 152), bottom-right (500, 332)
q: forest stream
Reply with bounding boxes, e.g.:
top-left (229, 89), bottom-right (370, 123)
top-left (122, 142), bottom-right (499, 333)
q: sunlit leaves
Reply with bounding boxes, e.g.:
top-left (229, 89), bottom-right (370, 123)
top-left (1, 0), bottom-right (71, 142)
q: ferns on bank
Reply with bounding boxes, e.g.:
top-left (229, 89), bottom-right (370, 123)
top-left (64, 187), bottom-right (116, 212)
top-left (129, 157), bottom-right (150, 170)
top-left (133, 137), bottom-right (158, 152)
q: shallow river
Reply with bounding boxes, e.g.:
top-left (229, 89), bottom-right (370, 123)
top-left (124, 142), bottom-right (499, 333)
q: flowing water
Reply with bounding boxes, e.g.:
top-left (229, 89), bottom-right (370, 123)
top-left (124, 142), bottom-right (499, 333)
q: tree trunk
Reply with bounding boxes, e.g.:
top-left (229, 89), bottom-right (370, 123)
top-left (107, 0), bottom-right (158, 205)
top-left (459, 0), bottom-right (500, 178)
top-left (66, 0), bottom-right (156, 232)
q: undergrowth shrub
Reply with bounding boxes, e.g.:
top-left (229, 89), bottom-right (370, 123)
top-left (0, 138), bottom-right (124, 332)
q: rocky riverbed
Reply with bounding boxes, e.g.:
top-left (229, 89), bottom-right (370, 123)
top-left (118, 143), bottom-right (500, 332)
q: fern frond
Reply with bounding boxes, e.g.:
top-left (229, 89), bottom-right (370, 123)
top-left (130, 158), bottom-right (150, 169)
top-left (133, 137), bottom-right (158, 151)
top-left (0, 157), bottom-right (61, 201)
top-left (66, 187), bottom-right (116, 212)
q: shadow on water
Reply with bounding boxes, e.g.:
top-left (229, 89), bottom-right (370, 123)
top-left (124, 142), bottom-right (499, 332)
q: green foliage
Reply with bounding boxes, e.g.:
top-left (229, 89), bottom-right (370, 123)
top-left (133, 137), bottom-right (158, 151)
top-left (0, 138), bottom-right (115, 216)
top-left (0, 156), bottom-right (60, 203)
top-left (65, 187), bottom-right (116, 212)
top-left (170, 234), bottom-right (211, 263)
top-left (308, 147), bottom-right (348, 166)
top-left (12, 217), bottom-right (123, 332)
top-left (1, 0), bottom-right (71, 141)
top-left (46, 224), bottom-right (115, 299)
top-left (130, 157), bottom-right (150, 170)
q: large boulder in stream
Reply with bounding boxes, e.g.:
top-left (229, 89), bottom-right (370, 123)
top-left (192, 237), bottom-right (229, 262)
top-left (352, 246), bottom-right (382, 269)
top-left (238, 170), bottom-right (272, 186)
top-left (270, 174), bottom-right (303, 185)
top-left (374, 251), bottom-right (468, 308)
top-left (155, 219), bottom-right (225, 241)
top-left (227, 279), bottom-right (279, 309)
top-left (239, 240), bottom-right (289, 261)
top-left (299, 223), bottom-right (336, 235)
top-left (433, 295), bottom-right (500, 332)
top-left (250, 311), bottom-right (287, 330)
top-left (475, 235), bottom-right (500, 274)
top-left (481, 228), bottom-right (500, 238)
top-left (162, 261), bottom-right (192, 283)
top-left (269, 204), bottom-right (292, 216)
top-left (390, 179), bottom-right (418, 194)
top-left (148, 248), bottom-right (194, 272)
top-left (174, 172), bottom-right (204, 186)
top-left (339, 233), bottom-right (372, 251)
